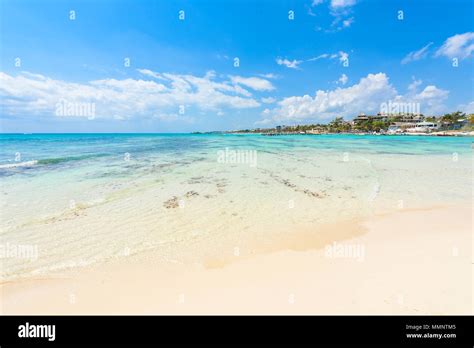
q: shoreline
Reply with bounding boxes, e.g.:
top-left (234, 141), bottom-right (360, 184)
top-left (229, 131), bottom-right (474, 137)
top-left (1, 204), bottom-right (471, 315)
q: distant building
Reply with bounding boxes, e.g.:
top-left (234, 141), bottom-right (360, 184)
top-left (396, 114), bottom-right (424, 123)
top-left (353, 113), bottom-right (369, 123)
top-left (453, 119), bottom-right (468, 130)
top-left (353, 113), bottom-right (424, 124)
top-left (307, 126), bottom-right (327, 134)
top-left (276, 125), bottom-right (282, 133)
top-left (406, 121), bottom-right (440, 133)
top-left (373, 113), bottom-right (389, 122)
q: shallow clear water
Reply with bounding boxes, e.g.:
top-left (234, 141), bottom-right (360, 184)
top-left (0, 133), bottom-right (472, 280)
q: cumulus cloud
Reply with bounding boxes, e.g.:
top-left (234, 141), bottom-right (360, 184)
top-left (401, 42), bottom-right (433, 64)
top-left (276, 58), bottom-right (302, 69)
top-left (259, 72), bottom-right (449, 123)
top-left (0, 70), bottom-right (263, 119)
top-left (414, 85), bottom-right (448, 100)
top-left (270, 73), bottom-right (396, 122)
top-left (435, 32), bottom-right (474, 60)
top-left (397, 84), bottom-right (449, 115)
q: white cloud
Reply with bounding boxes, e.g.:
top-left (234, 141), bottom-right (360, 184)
top-left (337, 73), bottom-right (348, 85)
top-left (276, 58), bottom-right (302, 69)
top-left (457, 101), bottom-right (474, 114)
top-left (308, 54), bottom-right (329, 61)
top-left (259, 73), bottom-right (278, 79)
top-left (330, 0), bottom-right (356, 9)
top-left (401, 42), bottom-right (433, 64)
top-left (260, 73), bottom-right (450, 122)
top-left (230, 76), bottom-right (275, 91)
top-left (270, 73), bottom-right (396, 122)
top-left (328, 14), bottom-right (355, 32)
top-left (435, 32), bottom-right (474, 60)
top-left (307, 51), bottom-right (349, 65)
top-left (0, 70), bottom-right (263, 119)
top-left (398, 84), bottom-right (449, 115)
top-left (415, 85), bottom-right (448, 100)
top-left (91, 78), bottom-right (168, 93)
top-left (312, 0), bottom-right (356, 32)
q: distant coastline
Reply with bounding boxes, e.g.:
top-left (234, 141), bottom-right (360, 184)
top-left (221, 111), bottom-right (474, 137)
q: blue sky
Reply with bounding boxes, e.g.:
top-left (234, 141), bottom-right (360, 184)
top-left (1, 0), bottom-right (473, 132)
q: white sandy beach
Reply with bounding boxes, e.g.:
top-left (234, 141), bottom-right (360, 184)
top-left (1, 204), bottom-right (471, 314)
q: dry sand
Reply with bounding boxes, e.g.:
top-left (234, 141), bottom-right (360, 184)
top-left (1, 204), bottom-right (472, 314)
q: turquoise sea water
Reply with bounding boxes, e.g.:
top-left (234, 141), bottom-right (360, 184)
top-left (1, 133), bottom-right (472, 171)
top-left (0, 133), bottom-right (472, 280)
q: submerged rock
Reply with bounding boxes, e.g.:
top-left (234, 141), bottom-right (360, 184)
top-left (163, 196), bottom-right (179, 209)
top-left (185, 190), bottom-right (199, 198)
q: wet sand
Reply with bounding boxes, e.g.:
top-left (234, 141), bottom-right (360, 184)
top-left (1, 204), bottom-right (471, 314)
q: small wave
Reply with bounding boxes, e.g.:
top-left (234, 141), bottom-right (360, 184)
top-left (0, 160), bottom-right (38, 169)
top-left (0, 154), bottom-right (107, 170)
